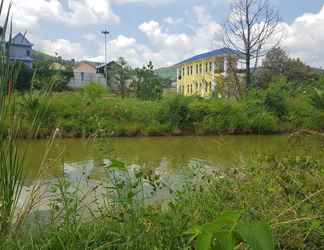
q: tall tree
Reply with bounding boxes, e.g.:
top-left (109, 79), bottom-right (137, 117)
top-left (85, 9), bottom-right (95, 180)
top-left (107, 57), bottom-right (133, 97)
top-left (223, 0), bottom-right (280, 89)
top-left (257, 46), bottom-right (288, 87)
top-left (257, 47), bottom-right (318, 89)
top-left (133, 61), bottom-right (169, 101)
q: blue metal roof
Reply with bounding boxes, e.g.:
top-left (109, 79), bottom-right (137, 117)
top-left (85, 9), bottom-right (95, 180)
top-left (176, 47), bottom-right (238, 66)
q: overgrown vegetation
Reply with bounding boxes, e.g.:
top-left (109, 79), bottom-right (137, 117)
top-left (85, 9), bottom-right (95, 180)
top-left (0, 0), bottom-right (52, 238)
top-left (9, 73), bottom-right (324, 138)
top-left (0, 152), bottom-right (323, 249)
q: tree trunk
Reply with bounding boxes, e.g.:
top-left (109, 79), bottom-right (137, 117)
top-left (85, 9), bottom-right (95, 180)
top-left (246, 52), bottom-right (251, 90)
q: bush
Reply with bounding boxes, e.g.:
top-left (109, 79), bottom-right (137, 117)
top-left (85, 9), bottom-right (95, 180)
top-left (264, 83), bottom-right (288, 118)
top-left (81, 83), bottom-right (108, 99)
top-left (15, 62), bottom-right (33, 91)
top-left (310, 88), bottom-right (324, 110)
top-left (158, 96), bottom-right (192, 132)
top-left (286, 96), bottom-right (314, 130)
top-left (13, 86), bottom-right (324, 138)
top-left (194, 100), bottom-right (249, 135)
top-left (249, 111), bottom-right (279, 134)
top-left (310, 110), bottom-right (324, 130)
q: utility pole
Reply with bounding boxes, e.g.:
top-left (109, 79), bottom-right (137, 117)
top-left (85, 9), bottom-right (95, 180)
top-left (102, 29), bottom-right (110, 87)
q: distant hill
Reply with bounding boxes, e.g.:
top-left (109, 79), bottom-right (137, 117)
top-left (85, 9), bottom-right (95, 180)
top-left (155, 66), bottom-right (176, 81)
top-left (32, 50), bottom-right (56, 62)
top-left (32, 50), bottom-right (76, 66)
top-left (311, 67), bottom-right (324, 75)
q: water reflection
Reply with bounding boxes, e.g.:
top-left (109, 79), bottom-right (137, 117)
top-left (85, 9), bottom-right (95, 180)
top-left (17, 135), bottom-right (324, 224)
top-left (21, 135), bottom-right (324, 183)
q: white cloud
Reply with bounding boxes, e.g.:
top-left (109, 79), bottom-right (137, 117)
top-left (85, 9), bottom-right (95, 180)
top-left (112, 0), bottom-right (176, 7)
top-left (11, 0), bottom-right (62, 30)
top-left (88, 35), bottom-right (156, 67)
top-left (163, 17), bottom-right (183, 25)
top-left (281, 5), bottom-right (324, 68)
top-left (87, 5), bottom-right (225, 68)
top-left (14, 1), bottom-right (324, 70)
top-left (37, 39), bottom-right (85, 60)
top-left (137, 6), bottom-right (223, 66)
top-left (83, 33), bottom-right (97, 41)
top-left (10, 0), bottom-right (119, 30)
top-left (63, 0), bottom-right (120, 26)
top-left (108, 4), bottom-right (324, 69)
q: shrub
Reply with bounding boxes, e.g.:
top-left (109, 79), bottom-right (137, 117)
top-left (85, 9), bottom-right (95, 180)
top-left (249, 111), bottom-right (279, 134)
top-left (13, 87), bottom-right (324, 138)
top-left (264, 83), bottom-right (288, 118)
top-left (309, 110), bottom-right (324, 130)
top-left (286, 96), bottom-right (314, 130)
top-left (81, 83), bottom-right (108, 99)
top-left (158, 96), bottom-right (192, 131)
top-left (310, 88), bottom-right (324, 110)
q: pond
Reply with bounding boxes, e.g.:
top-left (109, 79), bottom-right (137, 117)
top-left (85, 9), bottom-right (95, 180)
top-left (15, 134), bottom-right (324, 218)
top-left (22, 135), bottom-right (324, 184)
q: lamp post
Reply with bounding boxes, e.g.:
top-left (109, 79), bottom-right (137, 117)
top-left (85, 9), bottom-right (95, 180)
top-left (102, 29), bottom-right (110, 86)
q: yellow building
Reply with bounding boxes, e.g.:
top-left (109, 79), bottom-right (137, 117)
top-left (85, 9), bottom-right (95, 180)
top-left (176, 48), bottom-right (237, 97)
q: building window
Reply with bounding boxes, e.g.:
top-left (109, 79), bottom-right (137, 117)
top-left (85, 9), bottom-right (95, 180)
top-left (187, 66), bottom-right (190, 76)
top-left (81, 72), bottom-right (85, 81)
top-left (216, 61), bottom-right (225, 72)
top-left (199, 64), bottom-right (202, 74)
top-left (191, 84), bottom-right (193, 94)
top-left (209, 62), bottom-right (212, 72)
top-left (196, 65), bottom-right (198, 74)
top-left (205, 82), bottom-right (208, 92)
top-left (182, 67), bottom-right (185, 77)
top-left (195, 83), bottom-right (198, 92)
top-left (205, 63), bottom-right (208, 73)
top-left (209, 82), bottom-right (212, 92)
top-left (26, 50), bottom-right (30, 57)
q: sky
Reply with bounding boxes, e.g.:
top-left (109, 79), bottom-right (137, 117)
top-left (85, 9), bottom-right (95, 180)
top-left (6, 0), bottom-right (324, 68)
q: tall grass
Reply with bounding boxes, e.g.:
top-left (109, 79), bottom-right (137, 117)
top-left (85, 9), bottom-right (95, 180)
top-left (0, 0), bottom-right (53, 236)
top-left (0, 0), bottom-right (24, 236)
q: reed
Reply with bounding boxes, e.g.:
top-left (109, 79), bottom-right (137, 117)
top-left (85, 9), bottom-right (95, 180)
top-left (0, 0), bottom-right (53, 236)
top-left (0, 0), bottom-right (23, 236)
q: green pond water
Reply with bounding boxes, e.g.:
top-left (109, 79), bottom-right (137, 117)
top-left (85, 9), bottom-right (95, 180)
top-left (21, 135), bottom-right (324, 184)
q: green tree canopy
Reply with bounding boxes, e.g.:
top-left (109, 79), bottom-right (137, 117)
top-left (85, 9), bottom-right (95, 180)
top-left (107, 57), bottom-right (133, 97)
top-left (257, 47), bottom-right (319, 89)
top-left (133, 61), bottom-right (170, 101)
top-left (33, 60), bottom-right (73, 91)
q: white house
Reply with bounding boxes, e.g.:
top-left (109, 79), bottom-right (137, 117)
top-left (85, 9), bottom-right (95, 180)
top-left (69, 61), bottom-right (106, 88)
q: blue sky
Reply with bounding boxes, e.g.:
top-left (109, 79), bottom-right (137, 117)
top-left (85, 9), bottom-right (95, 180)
top-left (8, 0), bottom-right (324, 68)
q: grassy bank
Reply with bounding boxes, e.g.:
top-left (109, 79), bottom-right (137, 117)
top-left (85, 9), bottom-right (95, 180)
top-left (13, 82), bottom-right (324, 138)
top-left (1, 152), bottom-right (324, 249)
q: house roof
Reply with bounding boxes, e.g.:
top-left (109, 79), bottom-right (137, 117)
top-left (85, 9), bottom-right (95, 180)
top-left (10, 32), bottom-right (33, 47)
top-left (176, 47), bottom-right (238, 66)
top-left (96, 61), bottom-right (117, 70)
top-left (74, 61), bottom-right (101, 69)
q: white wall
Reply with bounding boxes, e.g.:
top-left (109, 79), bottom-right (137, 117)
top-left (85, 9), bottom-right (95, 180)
top-left (69, 72), bottom-right (106, 88)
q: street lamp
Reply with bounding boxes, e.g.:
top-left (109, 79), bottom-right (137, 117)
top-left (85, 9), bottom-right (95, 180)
top-left (102, 29), bottom-right (110, 86)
